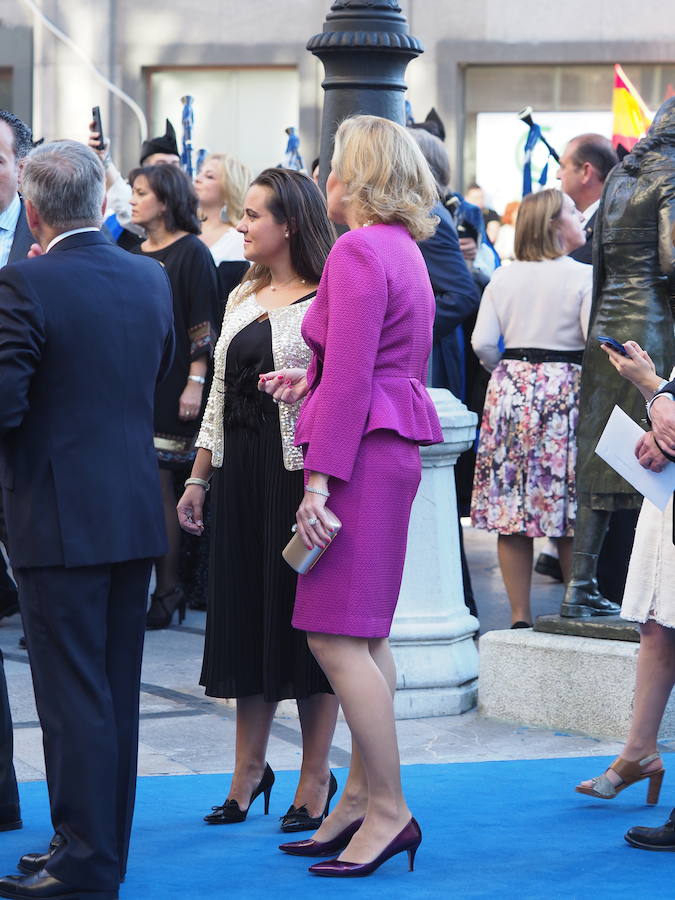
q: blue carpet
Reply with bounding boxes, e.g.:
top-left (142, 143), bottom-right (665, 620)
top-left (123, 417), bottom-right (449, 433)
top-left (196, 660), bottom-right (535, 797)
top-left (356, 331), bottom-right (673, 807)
top-left (2, 758), bottom-right (673, 899)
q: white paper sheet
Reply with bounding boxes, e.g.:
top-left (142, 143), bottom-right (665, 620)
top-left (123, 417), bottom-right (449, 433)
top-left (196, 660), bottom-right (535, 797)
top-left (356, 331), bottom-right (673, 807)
top-left (594, 405), bottom-right (675, 511)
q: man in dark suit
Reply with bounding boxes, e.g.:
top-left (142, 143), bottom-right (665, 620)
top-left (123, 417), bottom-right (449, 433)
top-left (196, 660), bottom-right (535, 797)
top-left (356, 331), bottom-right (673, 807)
top-left (557, 133), bottom-right (617, 265)
top-left (0, 140), bottom-right (174, 899)
top-left (0, 109), bottom-right (37, 840)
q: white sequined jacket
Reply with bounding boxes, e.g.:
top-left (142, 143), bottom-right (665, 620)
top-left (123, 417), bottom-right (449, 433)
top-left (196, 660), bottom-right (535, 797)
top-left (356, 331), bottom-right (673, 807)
top-left (196, 285), bottom-right (313, 471)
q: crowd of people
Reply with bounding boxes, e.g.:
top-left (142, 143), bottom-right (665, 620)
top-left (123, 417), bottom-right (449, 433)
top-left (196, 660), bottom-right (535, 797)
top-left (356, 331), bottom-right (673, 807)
top-left (0, 108), bottom-right (446, 897)
top-left (0, 91), bottom-right (671, 900)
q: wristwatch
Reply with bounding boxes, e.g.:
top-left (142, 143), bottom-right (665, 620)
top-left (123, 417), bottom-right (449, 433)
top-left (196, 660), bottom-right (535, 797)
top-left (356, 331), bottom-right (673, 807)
top-left (188, 374), bottom-right (206, 385)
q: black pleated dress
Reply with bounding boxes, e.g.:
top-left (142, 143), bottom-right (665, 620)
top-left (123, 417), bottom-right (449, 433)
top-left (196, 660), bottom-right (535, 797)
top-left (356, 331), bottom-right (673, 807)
top-left (200, 301), bottom-right (332, 701)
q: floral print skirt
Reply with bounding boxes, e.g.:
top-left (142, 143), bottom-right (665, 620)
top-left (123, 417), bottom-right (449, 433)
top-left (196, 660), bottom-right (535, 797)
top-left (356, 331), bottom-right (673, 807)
top-left (470, 359), bottom-right (581, 537)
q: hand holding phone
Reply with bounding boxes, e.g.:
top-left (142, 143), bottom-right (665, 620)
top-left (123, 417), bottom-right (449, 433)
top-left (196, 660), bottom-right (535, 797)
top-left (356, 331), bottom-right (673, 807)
top-left (91, 106), bottom-right (105, 152)
top-left (596, 335), bottom-right (629, 357)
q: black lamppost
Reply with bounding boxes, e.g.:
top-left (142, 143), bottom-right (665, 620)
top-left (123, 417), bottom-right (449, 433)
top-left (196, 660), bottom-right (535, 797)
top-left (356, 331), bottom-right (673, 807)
top-left (307, 0), bottom-right (423, 190)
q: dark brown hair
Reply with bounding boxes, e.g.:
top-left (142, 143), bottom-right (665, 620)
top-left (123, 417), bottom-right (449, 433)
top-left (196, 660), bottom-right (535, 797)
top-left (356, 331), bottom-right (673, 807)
top-left (239, 168), bottom-right (336, 300)
top-left (569, 134), bottom-right (618, 183)
top-left (128, 164), bottom-right (200, 234)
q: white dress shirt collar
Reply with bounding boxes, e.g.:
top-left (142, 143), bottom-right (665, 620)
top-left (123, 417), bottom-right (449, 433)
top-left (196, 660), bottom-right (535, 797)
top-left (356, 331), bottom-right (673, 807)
top-left (580, 200), bottom-right (600, 228)
top-left (46, 227), bottom-right (100, 253)
top-left (0, 193), bottom-right (21, 234)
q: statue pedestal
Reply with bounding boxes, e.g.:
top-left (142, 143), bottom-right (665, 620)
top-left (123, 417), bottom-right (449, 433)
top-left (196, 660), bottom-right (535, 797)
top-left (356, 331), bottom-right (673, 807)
top-left (479, 629), bottom-right (675, 740)
top-left (391, 389), bottom-right (479, 719)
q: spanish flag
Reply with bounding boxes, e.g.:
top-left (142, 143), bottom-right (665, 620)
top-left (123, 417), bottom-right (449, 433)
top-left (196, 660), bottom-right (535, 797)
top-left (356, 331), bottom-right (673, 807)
top-left (612, 64), bottom-right (652, 153)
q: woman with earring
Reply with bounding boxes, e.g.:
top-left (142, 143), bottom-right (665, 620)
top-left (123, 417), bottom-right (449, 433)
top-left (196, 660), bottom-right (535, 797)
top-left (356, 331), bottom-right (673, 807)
top-left (261, 116), bottom-right (442, 877)
top-left (194, 153), bottom-right (251, 306)
top-left (128, 164), bottom-right (219, 629)
top-left (177, 169), bottom-right (340, 832)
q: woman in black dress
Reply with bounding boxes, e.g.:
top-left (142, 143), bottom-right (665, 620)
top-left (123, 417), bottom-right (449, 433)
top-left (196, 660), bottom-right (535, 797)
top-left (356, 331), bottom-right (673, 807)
top-left (129, 164), bottom-right (219, 627)
top-left (177, 169), bottom-right (339, 831)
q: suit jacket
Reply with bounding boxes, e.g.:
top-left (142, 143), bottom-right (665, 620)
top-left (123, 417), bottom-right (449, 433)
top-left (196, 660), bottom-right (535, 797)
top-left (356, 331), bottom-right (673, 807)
top-left (0, 230), bottom-right (175, 569)
top-left (7, 198), bottom-right (33, 266)
top-left (568, 211), bottom-right (596, 265)
top-left (419, 202), bottom-right (480, 399)
top-left (294, 223), bottom-right (443, 483)
top-left (651, 378), bottom-right (675, 464)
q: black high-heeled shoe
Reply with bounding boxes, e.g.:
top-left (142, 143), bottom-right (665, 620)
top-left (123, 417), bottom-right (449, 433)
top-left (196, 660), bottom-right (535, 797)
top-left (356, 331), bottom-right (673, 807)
top-left (280, 771), bottom-right (338, 833)
top-left (146, 585), bottom-right (186, 630)
top-left (204, 763), bottom-right (275, 824)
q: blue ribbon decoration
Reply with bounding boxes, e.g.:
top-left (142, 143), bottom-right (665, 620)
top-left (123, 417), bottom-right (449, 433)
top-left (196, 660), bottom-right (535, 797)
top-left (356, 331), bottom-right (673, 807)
top-left (523, 124), bottom-right (553, 196)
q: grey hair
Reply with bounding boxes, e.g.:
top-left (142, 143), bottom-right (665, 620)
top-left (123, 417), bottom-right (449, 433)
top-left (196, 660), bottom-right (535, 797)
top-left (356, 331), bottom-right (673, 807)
top-left (407, 128), bottom-right (451, 195)
top-left (21, 140), bottom-right (105, 229)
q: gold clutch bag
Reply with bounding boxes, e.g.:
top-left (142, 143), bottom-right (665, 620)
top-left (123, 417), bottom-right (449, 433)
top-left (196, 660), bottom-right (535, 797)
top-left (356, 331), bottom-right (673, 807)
top-left (282, 515), bottom-right (342, 574)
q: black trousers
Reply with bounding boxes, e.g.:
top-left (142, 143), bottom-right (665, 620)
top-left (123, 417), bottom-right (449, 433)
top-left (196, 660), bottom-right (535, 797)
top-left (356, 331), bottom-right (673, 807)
top-left (0, 648), bottom-right (19, 823)
top-left (15, 559), bottom-right (152, 891)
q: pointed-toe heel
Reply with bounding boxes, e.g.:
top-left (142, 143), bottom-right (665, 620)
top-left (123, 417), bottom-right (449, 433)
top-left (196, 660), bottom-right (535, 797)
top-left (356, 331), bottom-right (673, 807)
top-left (146, 585), bottom-right (186, 629)
top-left (279, 817), bottom-right (364, 857)
top-left (407, 843), bottom-right (419, 872)
top-left (575, 754), bottom-right (665, 804)
top-left (204, 763), bottom-right (275, 824)
top-left (280, 771), bottom-right (338, 833)
top-left (308, 817), bottom-right (422, 877)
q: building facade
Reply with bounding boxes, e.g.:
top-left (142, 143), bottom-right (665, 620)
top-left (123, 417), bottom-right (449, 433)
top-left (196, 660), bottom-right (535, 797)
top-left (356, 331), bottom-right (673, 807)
top-left (2, 1), bottom-right (674, 209)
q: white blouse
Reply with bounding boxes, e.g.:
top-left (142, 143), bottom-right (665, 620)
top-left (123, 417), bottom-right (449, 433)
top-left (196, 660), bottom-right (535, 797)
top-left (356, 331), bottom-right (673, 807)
top-left (471, 256), bottom-right (592, 371)
top-left (207, 228), bottom-right (246, 265)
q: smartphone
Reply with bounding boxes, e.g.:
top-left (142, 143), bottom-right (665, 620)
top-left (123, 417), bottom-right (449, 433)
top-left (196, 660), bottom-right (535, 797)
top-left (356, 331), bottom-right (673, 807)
top-left (596, 335), bottom-right (629, 357)
top-left (91, 106), bottom-right (105, 151)
top-left (282, 515), bottom-right (341, 575)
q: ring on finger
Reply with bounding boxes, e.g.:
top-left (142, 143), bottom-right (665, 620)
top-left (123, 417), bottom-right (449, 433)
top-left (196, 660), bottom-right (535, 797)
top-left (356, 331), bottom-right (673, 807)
top-left (307, 517), bottom-right (318, 526)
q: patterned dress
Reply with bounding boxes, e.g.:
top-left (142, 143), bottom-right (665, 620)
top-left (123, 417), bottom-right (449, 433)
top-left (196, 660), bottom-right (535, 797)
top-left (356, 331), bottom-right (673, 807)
top-left (470, 360), bottom-right (581, 536)
top-left (469, 257), bottom-right (591, 537)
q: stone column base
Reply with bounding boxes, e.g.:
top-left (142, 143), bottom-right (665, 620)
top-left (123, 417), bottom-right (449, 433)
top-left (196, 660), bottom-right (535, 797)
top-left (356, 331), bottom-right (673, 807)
top-left (478, 629), bottom-right (675, 740)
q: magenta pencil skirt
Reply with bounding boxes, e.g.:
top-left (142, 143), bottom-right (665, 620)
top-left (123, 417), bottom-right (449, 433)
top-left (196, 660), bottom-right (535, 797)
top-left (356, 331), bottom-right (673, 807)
top-left (292, 429), bottom-right (421, 638)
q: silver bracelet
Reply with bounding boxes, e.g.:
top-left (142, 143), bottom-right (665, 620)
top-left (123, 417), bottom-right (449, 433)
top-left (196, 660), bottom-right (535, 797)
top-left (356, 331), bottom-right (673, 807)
top-left (188, 374), bottom-right (206, 385)
top-left (304, 485), bottom-right (330, 498)
top-left (185, 477), bottom-right (210, 492)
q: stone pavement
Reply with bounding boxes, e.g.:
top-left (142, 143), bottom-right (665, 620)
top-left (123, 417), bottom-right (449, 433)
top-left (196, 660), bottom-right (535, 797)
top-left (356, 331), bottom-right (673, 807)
top-left (1, 524), bottom-right (654, 786)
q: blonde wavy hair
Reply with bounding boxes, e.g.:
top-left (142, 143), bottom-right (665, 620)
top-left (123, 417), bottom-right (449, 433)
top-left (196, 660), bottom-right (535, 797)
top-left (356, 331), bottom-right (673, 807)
top-left (332, 115), bottom-right (439, 241)
top-left (201, 153), bottom-right (251, 227)
top-left (514, 188), bottom-right (567, 261)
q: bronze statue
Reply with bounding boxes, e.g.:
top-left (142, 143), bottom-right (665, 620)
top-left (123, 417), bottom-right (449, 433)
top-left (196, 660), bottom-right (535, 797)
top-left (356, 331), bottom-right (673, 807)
top-left (562, 96), bottom-right (675, 617)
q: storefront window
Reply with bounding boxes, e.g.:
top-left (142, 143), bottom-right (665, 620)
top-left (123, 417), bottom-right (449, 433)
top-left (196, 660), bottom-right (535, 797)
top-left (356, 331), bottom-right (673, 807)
top-left (463, 64), bottom-right (675, 215)
top-left (147, 66), bottom-right (301, 178)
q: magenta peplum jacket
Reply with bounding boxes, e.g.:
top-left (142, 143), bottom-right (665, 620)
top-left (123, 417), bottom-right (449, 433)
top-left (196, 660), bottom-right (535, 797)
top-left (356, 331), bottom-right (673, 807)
top-left (294, 222), bottom-right (443, 482)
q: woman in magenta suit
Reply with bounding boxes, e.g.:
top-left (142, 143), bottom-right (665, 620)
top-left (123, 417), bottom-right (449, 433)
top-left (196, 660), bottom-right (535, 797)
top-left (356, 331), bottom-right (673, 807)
top-left (259, 115), bottom-right (443, 877)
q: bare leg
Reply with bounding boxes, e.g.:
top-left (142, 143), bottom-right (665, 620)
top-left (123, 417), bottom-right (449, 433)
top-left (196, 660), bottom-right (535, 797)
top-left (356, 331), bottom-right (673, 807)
top-left (578, 621), bottom-right (675, 788)
top-left (155, 468), bottom-right (181, 595)
top-left (310, 638), bottom-right (398, 842)
top-left (226, 694), bottom-right (277, 808)
top-left (497, 534), bottom-right (533, 624)
top-left (293, 692), bottom-right (340, 817)
top-left (307, 633), bottom-right (410, 864)
top-left (554, 536), bottom-right (573, 584)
